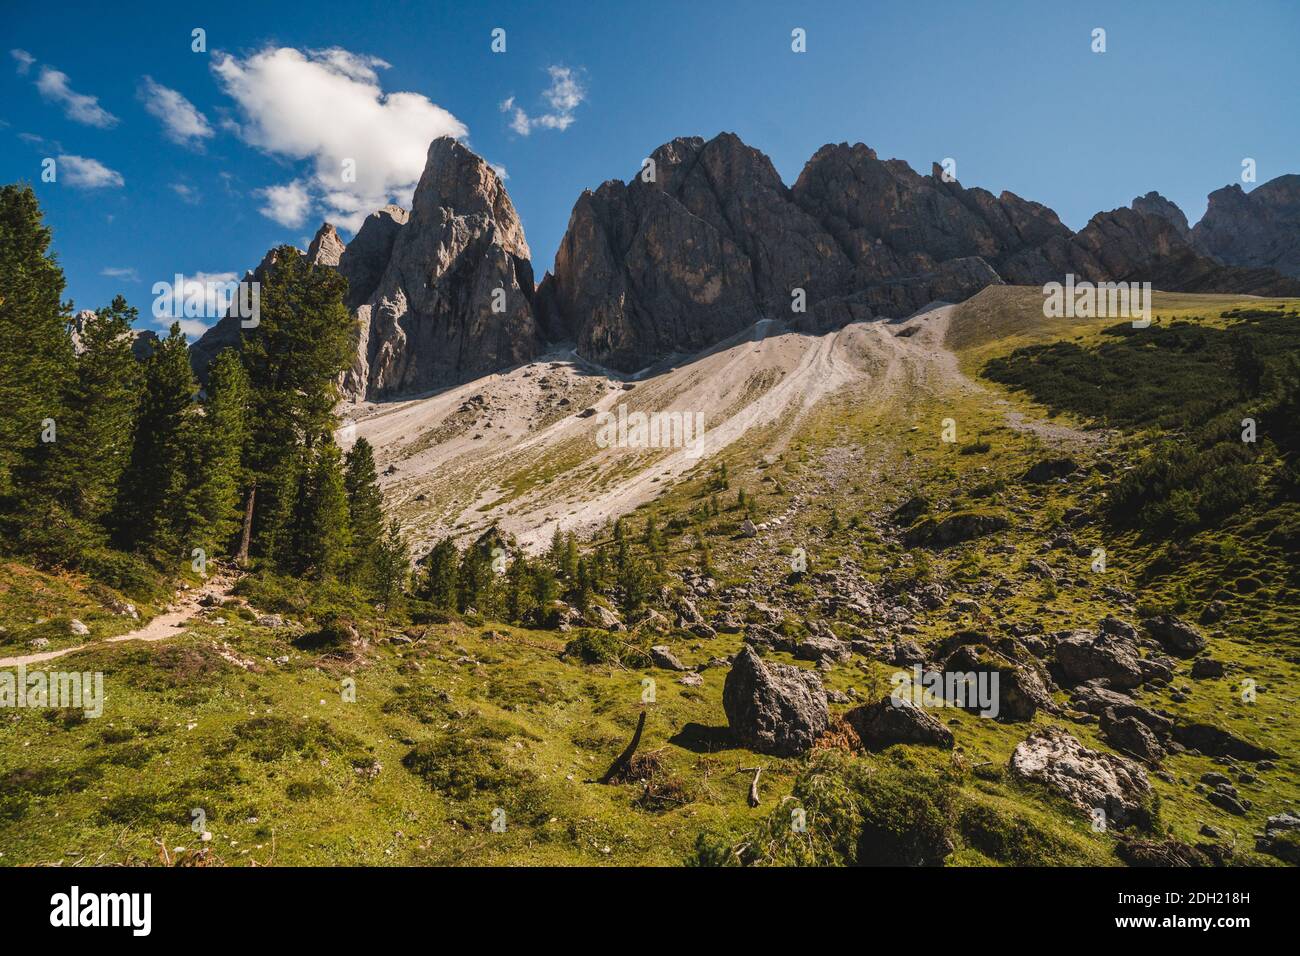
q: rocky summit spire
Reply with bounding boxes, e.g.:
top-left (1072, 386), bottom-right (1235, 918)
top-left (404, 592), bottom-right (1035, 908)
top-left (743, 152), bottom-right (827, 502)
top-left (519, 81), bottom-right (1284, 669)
top-left (348, 137), bottom-right (541, 400)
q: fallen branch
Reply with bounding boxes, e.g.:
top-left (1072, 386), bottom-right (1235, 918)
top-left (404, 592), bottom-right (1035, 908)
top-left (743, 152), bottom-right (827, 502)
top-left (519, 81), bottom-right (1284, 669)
top-left (599, 710), bottom-right (646, 784)
top-left (733, 766), bottom-right (763, 807)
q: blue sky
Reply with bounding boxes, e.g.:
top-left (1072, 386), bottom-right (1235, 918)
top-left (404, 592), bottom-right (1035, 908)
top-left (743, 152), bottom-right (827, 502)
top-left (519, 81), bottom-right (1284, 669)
top-left (4, 0), bottom-right (1298, 337)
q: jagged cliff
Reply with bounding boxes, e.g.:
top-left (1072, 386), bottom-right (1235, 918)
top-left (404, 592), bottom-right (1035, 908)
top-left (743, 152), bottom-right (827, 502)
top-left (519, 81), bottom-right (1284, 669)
top-left (193, 133), bottom-right (1300, 394)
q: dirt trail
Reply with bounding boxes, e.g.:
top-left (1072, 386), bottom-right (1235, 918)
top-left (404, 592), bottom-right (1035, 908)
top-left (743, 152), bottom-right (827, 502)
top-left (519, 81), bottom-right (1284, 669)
top-left (0, 575), bottom-right (234, 669)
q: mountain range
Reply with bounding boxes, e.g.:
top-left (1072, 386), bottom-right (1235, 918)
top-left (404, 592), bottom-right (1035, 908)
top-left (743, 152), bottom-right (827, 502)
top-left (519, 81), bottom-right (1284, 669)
top-left (191, 133), bottom-right (1300, 399)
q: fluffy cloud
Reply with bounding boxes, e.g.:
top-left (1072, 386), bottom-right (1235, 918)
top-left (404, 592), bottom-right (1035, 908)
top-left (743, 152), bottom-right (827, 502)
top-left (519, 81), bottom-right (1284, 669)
top-left (35, 65), bottom-right (118, 128)
top-left (500, 66), bottom-right (587, 136)
top-left (257, 180), bottom-right (311, 228)
top-left (138, 76), bottom-right (213, 146)
top-left (150, 271), bottom-right (241, 337)
top-left (10, 49), bottom-right (35, 75)
top-left (101, 266), bottom-right (141, 282)
top-left (213, 46), bottom-right (467, 231)
top-left (57, 154), bottom-right (124, 188)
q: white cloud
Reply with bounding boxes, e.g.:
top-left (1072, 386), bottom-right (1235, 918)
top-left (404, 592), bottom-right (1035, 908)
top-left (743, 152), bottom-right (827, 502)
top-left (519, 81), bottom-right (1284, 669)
top-left (151, 271), bottom-right (241, 333)
top-left (500, 66), bottom-right (587, 136)
top-left (138, 76), bottom-right (213, 146)
top-left (257, 180), bottom-right (311, 228)
top-left (101, 266), bottom-right (141, 282)
top-left (57, 154), bottom-right (124, 188)
top-left (491, 163), bottom-right (509, 181)
top-left (11, 49), bottom-right (35, 75)
top-left (212, 46), bottom-right (467, 231)
top-left (35, 65), bottom-right (118, 128)
top-left (170, 182), bottom-right (201, 204)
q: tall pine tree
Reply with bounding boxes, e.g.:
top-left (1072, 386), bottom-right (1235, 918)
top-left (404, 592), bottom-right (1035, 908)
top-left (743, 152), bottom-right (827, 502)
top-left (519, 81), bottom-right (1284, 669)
top-left (113, 324), bottom-right (196, 561)
top-left (343, 437), bottom-right (383, 586)
top-left (0, 184), bottom-right (71, 507)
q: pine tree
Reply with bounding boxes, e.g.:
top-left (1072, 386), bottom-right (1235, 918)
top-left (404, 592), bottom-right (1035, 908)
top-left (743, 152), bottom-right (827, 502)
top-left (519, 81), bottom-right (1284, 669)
top-left (0, 184), bottom-right (71, 506)
top-left (373, 519), bottom-right (410, 609)
top-left (289, 441), bottom-right (352, 579)
top-left (187, 349), bottom-right (250, 558)
top-left (24, 296), bottom-right (140, 560)
top-left (343, 437), bottom-right (384, 586)
top-left (238, 247), bottom-right (352, 564)
top-left (113, 324), bottom-right (196, 562)
top-left (420, 537), bottom-right (461, 610)
top-left (505, 553), bottom-right (536, 623)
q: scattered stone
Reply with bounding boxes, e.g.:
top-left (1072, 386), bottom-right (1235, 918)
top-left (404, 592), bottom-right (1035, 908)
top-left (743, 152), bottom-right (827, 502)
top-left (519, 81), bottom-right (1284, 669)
top-left (1054, 631), bottom-right (1145, 689)
top-left (678, 672), bottom-right (704, 687)
top-left (1101, 710), bottom-right (1166, 764)
top-left (1172, 722), bottom-right (1278, 762)
top-left (650, 645), bottom-right (687, 671)
top-left (1190, 657), bottom-right (1225, 679)
top-left (69, 619), bottom-right (90, 636)
top-left (1024, 457), bottom-right (1078, 483)
top-left (256, 614), bottom-right (286, 629)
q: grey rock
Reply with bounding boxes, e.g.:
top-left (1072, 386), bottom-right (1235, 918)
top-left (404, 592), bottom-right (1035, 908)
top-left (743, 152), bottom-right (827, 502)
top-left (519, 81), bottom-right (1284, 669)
top-left (722, 645), bottom-right (828, 756)
top-left (1009, 726), bottom-right (1154, 829)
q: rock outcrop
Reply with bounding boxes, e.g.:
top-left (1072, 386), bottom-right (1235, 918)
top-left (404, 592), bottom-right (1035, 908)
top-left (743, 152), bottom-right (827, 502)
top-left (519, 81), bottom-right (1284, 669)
top-left (723, 645), bottom-right (828, 756)
top-left (1192, 175), bottom-right (1300, 278)
top-left (348, 138), bottom-right (541, 400)
top-left (542, 134), bottom-right (1300, 372)
top-left (1010, 726), bottom-right (1155, 829)
top-left (192, 140), bottom-right (541, 400)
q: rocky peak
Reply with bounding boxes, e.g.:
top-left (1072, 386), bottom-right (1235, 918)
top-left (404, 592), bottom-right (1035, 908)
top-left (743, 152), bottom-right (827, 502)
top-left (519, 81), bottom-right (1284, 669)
top-left (1192, 174), bottom-right (1300, 278)
top-left (1131, 191), bottom-right (1190, 239)
top-left (306, 223), bottom-right (345, 267)
top-left (345, 137), bottom-right (541, 400)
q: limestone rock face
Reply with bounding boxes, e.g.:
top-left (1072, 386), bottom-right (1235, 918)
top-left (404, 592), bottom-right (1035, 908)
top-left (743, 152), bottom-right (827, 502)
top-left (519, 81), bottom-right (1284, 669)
top-left (357, 137), bottom-right (541, 399)
top-left (1193, 175), bottom-right (1300, 278)
top-left (306, 223), bottom-right (345, 267)
top-left (1131, 191), bottom-right (1191, 239)
top-left (544, 134), bottom-right (1300, 372)
top-left (541, 133), bottom-right (846, 372)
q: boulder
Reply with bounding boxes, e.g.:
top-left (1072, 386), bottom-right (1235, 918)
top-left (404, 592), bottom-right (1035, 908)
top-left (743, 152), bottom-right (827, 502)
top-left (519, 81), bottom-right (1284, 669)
top-left (794, 636), bottom-right (851, 664)
top-left (1009, 726), bottom-right (1155, 829)
top-left (1171, 721), bottom-right (1278, 761)
top-left (650, 645), bottom-right (687, 671)
top-left (943, 643), bottom-right (1053, 721)
top-left (1024, 458), bottom-right (1078, 483)
top-left (1100, 710), bottom-right (1166, 764)
top-left (845, 697), bottom-right (954, 751)
top-left (1054, 631), bottom-right (1145, 689)
top-left (722, 645), bottom-right (828, 756)
top-left (1142, 614), bottom-right (1207, 658)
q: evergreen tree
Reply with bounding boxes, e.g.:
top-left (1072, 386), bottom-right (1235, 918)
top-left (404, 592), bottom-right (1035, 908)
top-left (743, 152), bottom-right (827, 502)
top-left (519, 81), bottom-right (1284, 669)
top-left (420, 537), bottom-right (461, 610)
top-left (187, 349), bottom-right (250, 558)
top-left (237, 247), bottom-right (352, 564)
top-left (343, 437), bottom-right (384, 585)
top-left (457, 542), bottom-right (496, 615)
top-left (25, 296), bottom-right (140, 559)
top-left (113, 324), bottom-right (196, 561)
top-left (288, 442), bottom-right (352, 579)
top-left (504, 552), bottom-right (536, 623)
top-left (0, 184), bottom-right (71, 505)
top-left (373, 518), bottom-right (410, 609)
